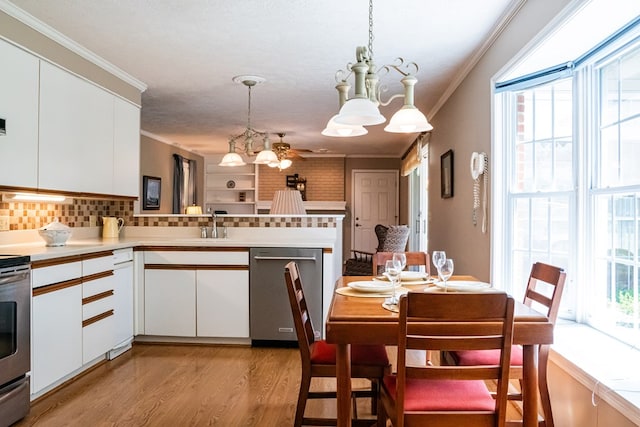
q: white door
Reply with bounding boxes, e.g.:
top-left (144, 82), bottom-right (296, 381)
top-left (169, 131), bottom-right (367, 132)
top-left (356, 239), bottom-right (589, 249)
top-left (352, 170), bottom-right (399, 252)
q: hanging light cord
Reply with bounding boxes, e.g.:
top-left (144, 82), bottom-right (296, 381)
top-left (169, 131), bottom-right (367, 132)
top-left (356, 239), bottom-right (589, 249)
top-left (246, 85), bottom-right (252, 131)
top-left (368, 0), bottom-right (374, 60)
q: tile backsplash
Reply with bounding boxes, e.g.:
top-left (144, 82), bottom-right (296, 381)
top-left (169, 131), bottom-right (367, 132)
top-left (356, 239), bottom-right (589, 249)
top-left (0, 198), bottom-right (338, 231)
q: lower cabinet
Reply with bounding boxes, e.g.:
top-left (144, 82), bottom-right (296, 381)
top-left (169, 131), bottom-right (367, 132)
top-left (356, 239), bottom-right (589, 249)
top-left (31, 250), bottom-right (133, 396)
top-left (196, 269), bottom-right (249, 338)
top-left (144, 269), bottom-right (196, 336)
top-left (32, 282), bottom-right (83, 394)
top-left (143, 249), bottom-right (249, 338)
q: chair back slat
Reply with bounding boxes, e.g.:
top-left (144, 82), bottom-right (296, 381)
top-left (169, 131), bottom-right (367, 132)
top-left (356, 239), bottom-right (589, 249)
top-left (406, 365), bottom-right (502, 381)
top-left (524, 262), bottom-right (566, 324)
top-left (373, 251), bottom-right (430, 276)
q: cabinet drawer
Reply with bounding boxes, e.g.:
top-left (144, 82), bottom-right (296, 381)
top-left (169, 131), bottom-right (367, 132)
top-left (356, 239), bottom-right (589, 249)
top-left (83, 313), bottom-right (115, 364)
top-left (145, 250), bottom-right (248, 265)
top-left (32, 261), bottom-right (82, 288)
top-left (83, 294), bottom-right (114, 320)
top-left (83, 254), bottom-right (115, 275)
top-left (83, 272), bottom-right (114, 298)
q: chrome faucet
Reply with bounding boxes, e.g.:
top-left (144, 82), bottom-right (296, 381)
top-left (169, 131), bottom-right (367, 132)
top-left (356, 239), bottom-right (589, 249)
top-left (211, 212), bottom-right (218, 238)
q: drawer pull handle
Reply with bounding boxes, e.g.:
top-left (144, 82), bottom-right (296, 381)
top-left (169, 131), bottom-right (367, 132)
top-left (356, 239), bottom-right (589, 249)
top-left (82, 310), bottom-right (114, 327)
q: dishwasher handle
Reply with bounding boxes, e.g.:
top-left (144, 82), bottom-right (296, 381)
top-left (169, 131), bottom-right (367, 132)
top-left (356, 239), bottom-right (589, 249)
top-left (253, 256), bottom-right (317, 262)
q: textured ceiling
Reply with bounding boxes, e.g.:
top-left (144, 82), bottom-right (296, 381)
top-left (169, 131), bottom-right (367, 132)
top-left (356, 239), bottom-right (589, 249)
top-left (9, 0), bottom-right (517, 157)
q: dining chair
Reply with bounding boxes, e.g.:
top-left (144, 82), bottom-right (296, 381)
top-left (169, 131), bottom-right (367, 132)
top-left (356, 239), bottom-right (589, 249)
top-left (284, 261), bottom-right (391, 427)
top-left (372, 251), bottom-right (430, 276)
top-left (379, 291), bottom-right (515, 427)
top-left (445, 262), bottom-right (566, 427)
top-left (344, 224), bottom-right (410, 276)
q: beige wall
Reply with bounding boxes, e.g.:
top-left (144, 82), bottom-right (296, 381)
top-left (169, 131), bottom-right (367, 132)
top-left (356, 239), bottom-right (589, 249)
top-left (257, 157), bottom-right (345, 202)
top-left (140, 134), bottom-right (204, 214)
top-left (0, 10), bottom-right (141, 105)
top-left (427, 0), bottom-right (572, 282)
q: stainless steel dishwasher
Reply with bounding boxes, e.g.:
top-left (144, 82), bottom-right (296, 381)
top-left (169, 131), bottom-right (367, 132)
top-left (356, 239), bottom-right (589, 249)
top-left (249, 247), bottom-right (322, 345)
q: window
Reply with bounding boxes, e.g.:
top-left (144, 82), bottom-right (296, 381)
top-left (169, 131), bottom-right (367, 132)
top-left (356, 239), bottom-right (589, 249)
top-left (495, 25), bottom-right (640, 345)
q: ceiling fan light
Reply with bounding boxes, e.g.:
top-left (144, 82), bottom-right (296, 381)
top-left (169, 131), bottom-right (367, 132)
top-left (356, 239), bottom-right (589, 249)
top-left (253, 149), bottom-right (278, 164)
top-left (384, 106), bottom-right (433, 133)
top-left (219, 152), bottom-right (246, 166)
top-left (279, 159), bottom-right (292, 169)
top-left (321, 115), bottom-right (368, 137)
top-left (334, 98), bottom-right (386, 126)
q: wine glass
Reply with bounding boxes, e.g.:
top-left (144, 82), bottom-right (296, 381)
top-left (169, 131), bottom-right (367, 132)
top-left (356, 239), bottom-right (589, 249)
top-left (392, 252), bottom-right (407, 285)
top-left (438, 258), bottom-right (454, 292)
top-left (432, 251), bottom-right (446, 275)
top-left (384, 259), bottom-right (401, 305)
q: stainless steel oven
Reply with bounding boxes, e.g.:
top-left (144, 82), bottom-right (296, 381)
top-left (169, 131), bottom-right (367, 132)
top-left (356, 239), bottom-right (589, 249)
top-left (0, 255), bottom-right (31, 427)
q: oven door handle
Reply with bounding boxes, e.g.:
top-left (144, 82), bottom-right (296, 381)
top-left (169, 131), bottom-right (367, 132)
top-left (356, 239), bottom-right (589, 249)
top-left (253, 256), bottom-right (317, 262)
top-left (0, 272), bottom-right (29, 285)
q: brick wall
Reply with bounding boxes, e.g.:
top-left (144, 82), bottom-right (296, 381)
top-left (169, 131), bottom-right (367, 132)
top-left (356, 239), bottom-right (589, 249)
top-left (258, 157), bottom-right (345, 201)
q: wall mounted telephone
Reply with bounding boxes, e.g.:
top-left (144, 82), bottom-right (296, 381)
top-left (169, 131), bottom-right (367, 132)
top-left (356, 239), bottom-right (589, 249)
top-left (470, 152), bottom-right (488, 233)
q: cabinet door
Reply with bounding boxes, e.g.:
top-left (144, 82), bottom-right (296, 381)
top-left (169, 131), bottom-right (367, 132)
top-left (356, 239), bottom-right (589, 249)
top-left (113, 263), bottom-right (134, 346)
top-left (196, 269), bottom-right (249, 338)
top-left (144, 269), bottom-right (196, 336)
top-left (39, 61), bottom-right (114, 194)
top-left (32, 284), bottom-right (82, 394)
top-left (0, 40), bottom-right (39, 188)
top-left (113, 98), bottom-right (140, 197)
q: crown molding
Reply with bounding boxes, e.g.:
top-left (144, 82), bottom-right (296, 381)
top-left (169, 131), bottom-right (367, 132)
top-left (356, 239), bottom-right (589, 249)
top-left (0, 0), bottom-right (147, 91)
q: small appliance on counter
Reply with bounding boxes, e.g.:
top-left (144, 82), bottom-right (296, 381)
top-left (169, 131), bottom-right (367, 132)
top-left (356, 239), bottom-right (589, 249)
top-left (38, 219), bottom-right (72, 246)
top-left (102, 217), bottom-right (124, 239)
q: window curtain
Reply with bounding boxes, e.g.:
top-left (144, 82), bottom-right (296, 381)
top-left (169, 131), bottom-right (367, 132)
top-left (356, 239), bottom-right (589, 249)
top-left (172, 154), bottom-right (197, 214)
top-left (401, 132), bottom-right (429, 176)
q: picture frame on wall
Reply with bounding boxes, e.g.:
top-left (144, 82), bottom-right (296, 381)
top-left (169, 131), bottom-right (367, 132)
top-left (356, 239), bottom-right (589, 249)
top-left (440, 149), bottom-right (454, 199)
top-left (142, 175), bottom-right (161, 210)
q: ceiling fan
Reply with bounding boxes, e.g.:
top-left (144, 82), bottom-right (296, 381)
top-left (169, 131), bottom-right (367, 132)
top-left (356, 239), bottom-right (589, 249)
top-left (271, 133), bottom-right (311, 161)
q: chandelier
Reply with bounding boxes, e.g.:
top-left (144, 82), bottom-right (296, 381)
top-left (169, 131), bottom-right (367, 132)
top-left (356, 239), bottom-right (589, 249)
top-left (219, 75), bottom-right (279, 167)
top-left (322, 0), bottom-right (433, 137)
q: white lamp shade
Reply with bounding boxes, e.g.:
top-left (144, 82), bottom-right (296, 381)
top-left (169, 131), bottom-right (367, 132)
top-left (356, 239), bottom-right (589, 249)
top-left (270, 190), bottom-right (306, 215)
top-left (334, 98), bottom-right (386, 126)
top-left (219, 152), bottom-right (246, 166)
top-left (185, 205), bottom-right (203, 215)
top-left (321, 115), bottom-right (368, 137)
top-left (279, 159), bottom-right (292, 169)
top-left (253, 149), bottom-right (278, 164)
top-left (384, 106), bottom-right (433, 133)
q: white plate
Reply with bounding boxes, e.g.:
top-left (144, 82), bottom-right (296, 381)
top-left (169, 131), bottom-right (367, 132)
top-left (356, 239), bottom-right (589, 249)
top-left (434, 280), bottom-right (492, 292)
top-left (400, 271), bottom-right (428, 280)
top-left (347, 281), bottom-right (394, 293)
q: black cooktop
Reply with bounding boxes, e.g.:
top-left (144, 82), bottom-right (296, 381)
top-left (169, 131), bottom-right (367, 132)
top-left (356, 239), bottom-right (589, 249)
top-left (0, 255), bottom-right (31, 268)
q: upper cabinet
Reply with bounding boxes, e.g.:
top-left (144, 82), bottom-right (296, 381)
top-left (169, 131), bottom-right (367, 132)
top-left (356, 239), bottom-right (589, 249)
top-left (0, 39), bottom-right (40, 188)
top-left (39, 61), bottom-right (115, 194)
top-left (113, 98), bottom-right (141, 197)
top-left (0, 40), bottom-right (142, 197)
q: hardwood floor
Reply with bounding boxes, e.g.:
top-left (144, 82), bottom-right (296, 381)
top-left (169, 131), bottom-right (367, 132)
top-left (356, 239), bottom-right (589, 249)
top-left (16, 343), bottom-right (378, 426)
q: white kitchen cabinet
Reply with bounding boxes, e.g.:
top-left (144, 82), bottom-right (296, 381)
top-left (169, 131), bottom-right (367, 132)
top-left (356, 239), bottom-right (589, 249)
top-left (32, 279), bottom-right (83, 394)
top-left (82, 268), bottom-right (116, 364)
top-left (144, 269), bottom-right (196, 336)
top-left (196, 269), bottom-right (249, 338)
top-left (113, 98), bottom-right (140, 197)
top-left (112, 250), bottom-right (134, 351)
top-left (0, 39), bottom-right (39, 188)
top-left (38, 61), bottom-right (115, 194)
top-left (142, 250), bottom-right (249, 339)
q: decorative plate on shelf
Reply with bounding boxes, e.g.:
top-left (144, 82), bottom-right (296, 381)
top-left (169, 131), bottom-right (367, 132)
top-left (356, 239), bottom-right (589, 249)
top-left (226, 180), bottom-right (236, 188)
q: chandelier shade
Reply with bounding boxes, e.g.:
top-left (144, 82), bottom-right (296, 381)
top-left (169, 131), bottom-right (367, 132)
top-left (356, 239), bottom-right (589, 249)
top-left (323, 0), bottom-right (432, 137)
top-left (321, 115), bottom-right (368, 137)
top-left (219, 75), bottom-right (278, 167)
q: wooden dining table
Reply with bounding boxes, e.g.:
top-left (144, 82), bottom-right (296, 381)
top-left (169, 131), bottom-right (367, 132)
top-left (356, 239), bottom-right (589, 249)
top-left (325, 275), bottom-right (554, 427)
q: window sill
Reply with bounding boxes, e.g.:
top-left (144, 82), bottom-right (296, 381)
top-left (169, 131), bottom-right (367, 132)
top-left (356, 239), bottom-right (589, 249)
top-left (551, 321), bottom-right (640, 425)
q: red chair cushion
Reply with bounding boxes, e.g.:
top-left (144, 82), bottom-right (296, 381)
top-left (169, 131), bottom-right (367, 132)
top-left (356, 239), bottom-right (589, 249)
top-left (310, 340), bottom-right (389, 366)
top-left (452, 346), bottom-right (523, 366)
top-left (383, 375), bottom-right (495, 411)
